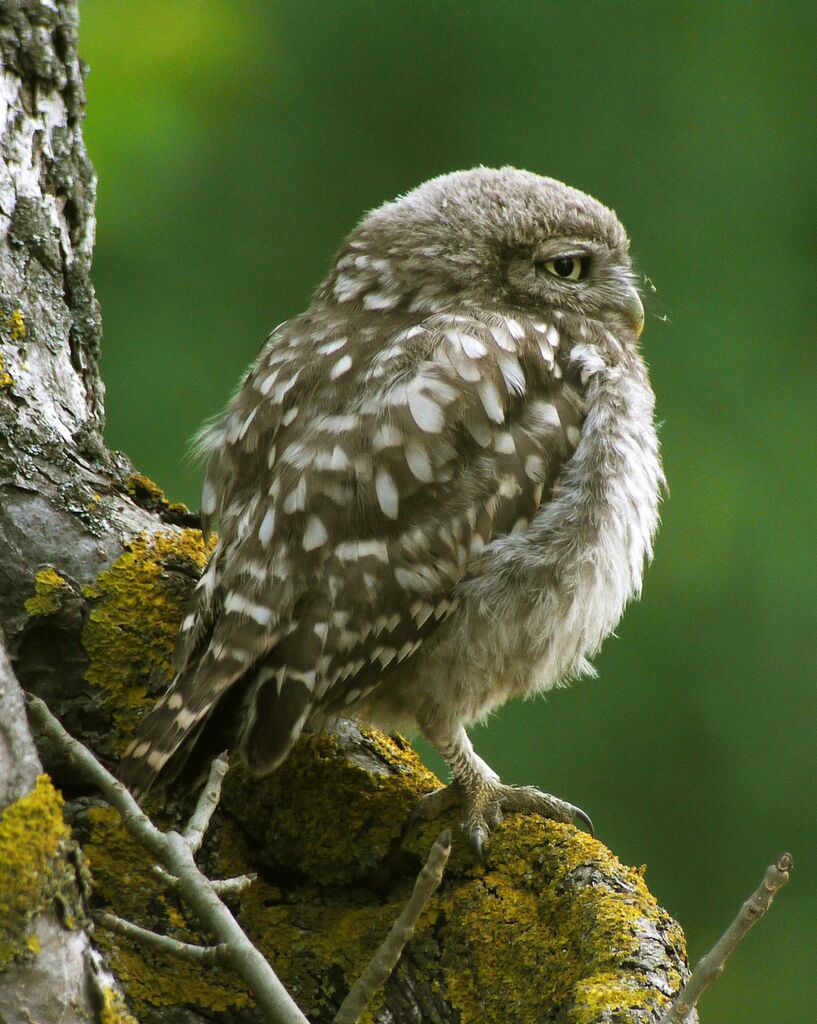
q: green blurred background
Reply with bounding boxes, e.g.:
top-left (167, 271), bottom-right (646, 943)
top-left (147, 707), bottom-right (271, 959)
top-left (80, 2), bottom-right (815, 1019)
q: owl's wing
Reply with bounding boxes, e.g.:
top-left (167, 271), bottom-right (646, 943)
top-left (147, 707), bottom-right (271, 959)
top-left (120, 309), bottom-right (585, 797)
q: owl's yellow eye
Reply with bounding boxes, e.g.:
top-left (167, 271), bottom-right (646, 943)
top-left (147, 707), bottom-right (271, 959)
top-left (539, 256), bottom-right (588, 281)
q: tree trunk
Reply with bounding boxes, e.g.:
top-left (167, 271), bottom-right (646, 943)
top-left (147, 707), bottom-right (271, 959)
top-left (0, 3), bottom-right (697, 1022)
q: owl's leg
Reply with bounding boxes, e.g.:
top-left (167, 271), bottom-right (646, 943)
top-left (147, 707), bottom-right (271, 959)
top-left (412, 724), bottom-right (593, 862)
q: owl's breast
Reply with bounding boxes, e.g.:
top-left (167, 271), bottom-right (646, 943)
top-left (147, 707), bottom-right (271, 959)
top-left (441, 334), bottom-right (663, 711)
top-left (326, 325), bottom-right (662, 736)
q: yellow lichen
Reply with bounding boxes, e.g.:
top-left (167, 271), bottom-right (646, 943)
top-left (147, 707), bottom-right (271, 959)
top-left (125, 473), bottom-right (167, 505)
top-left (98, 984), bottom-right (139, 1024)
top-left (125, 473), bottom-right (192, 519)
top-left (0, 308), bottom-right (25, 386)
top-left (81, 529), bottom-right (212, 744)
top-left (25, 567), bottom-right (73, 616)
top-left (0, 353), bottom-right (12, 388)
top-left (437, 818), bottom-right (684, 1023)
top-left (9, 308), bottom-right (25, 340)
top-left (0, 775), bottom-right (73, 968)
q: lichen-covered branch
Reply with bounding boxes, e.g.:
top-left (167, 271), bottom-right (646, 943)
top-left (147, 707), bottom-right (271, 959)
top-left (30, 697), bottom-right (458, 1024)
top-left (658, 853), bottom-right (792, 1024)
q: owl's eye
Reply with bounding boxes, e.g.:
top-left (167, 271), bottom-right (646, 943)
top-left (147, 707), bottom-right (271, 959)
top-left (537, 256), bottom-right (588, 281)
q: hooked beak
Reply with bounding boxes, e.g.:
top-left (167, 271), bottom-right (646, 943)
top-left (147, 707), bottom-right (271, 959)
top-left (622, 287), bottom-right (645, 338)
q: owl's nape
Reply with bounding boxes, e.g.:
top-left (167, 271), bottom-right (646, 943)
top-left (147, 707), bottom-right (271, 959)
top-left (120, 166), bottom-right (662, 861)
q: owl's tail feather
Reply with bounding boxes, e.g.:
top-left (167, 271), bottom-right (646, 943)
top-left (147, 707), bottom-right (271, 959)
top-left (153, 682), bottom-right (247, 797)
top-left (120, 630), bottom-right (262, 800)
top-left (119, 691), bottom-right (200, 802)
top-left (121, 660), bottom-right (314, 801)
top-left (119, 677), bottom-right (237, 803)
top-left (238, 674), bottom-right (313, 777)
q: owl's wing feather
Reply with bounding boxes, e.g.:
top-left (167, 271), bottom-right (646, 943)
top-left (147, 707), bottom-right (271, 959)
top-left (120, 309), bottom-right (585, 798)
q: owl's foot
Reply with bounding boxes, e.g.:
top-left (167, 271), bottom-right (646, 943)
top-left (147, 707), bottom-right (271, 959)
top-left (411, 779), bottom-right (593, 864)
top-left (415, 723), bottom-right (593, 862)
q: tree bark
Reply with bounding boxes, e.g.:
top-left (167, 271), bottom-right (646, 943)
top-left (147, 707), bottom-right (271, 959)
top-left (0, 3), bottom-right (697, 1022)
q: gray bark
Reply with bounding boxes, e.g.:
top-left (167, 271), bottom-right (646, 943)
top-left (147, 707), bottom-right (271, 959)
top-left (0, 2), bottom-right (149, 1020)
top-left (0, 3), bottom-right (696, 1023)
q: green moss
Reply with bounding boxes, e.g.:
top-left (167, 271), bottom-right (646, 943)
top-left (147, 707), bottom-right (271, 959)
top-left (0, 775), bottom-right (75, 968)
top-left (225, 726), bottom-right (440, 887)
top-left (206, 807), bottom-right (403, 1021)
top-left (25, 567), bottom-right (73, 616)
top-left (81, 529), bottom-right (212, 745)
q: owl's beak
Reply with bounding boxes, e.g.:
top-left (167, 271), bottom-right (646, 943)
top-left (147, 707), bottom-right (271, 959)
top-left (622, 288), bottom-right (645, 338)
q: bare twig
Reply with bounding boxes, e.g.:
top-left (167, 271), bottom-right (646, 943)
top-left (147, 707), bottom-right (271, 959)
top-left (210, 873), bottom-right (257, 895)
top-left (333, 830), bottom-right (452, 1024)
top-left (151, 864), bottom-right (257, 896)
top-left (25, 695), bottom-right (310, 1024)
top-left (182, 754), bottom-right (229, 853)
top-left (94, 911), bottom-right (228, 966)
top-left (658, 852), bottom-right (792, 1024)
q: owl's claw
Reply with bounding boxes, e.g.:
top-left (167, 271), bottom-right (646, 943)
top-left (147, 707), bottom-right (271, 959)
top-left (410, 780), bottom-right (594, 860)
top-left (572, 805), bottom-right (595, 837)
top-left (469, 825), bottom-right (488, 866)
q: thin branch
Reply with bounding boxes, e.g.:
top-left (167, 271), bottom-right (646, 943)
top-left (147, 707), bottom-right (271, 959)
top-left (152, 863), bottom-right (257, 896)
top-left (211, 873), bottom-right (257, 895)
top-left (333, 830), bottom-right (452, 1024)
top-left (182, 753), bottom-right (229, 853)
top-left (25, 695), bottom-right (310, 1024)
top-left (94, 911), bottom-right (228, 966)
top-left (658, 852), bottom-right (792, 1024)
top-left (25, 695), bottom-right (168, 861)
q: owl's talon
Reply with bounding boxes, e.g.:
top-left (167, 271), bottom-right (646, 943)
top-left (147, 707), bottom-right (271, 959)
top-left (468, 826), bottom-right (488, 866)
top-left (571, 805), bottom-right (595, 837)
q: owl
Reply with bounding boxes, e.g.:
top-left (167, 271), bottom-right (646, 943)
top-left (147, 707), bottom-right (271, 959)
top-left (121, 167), bottom-right (662, 858)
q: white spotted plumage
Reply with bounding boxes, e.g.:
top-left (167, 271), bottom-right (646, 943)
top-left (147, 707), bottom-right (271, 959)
top-left (121, 168), bottom-right (662, 851)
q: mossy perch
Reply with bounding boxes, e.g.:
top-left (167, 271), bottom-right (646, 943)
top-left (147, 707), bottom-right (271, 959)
top-left (19, 523), bottom-right (695, 1022)
top-left (82, 726), bottom-right (691, 1024)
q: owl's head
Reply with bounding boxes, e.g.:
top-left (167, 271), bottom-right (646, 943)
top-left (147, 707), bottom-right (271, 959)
top-left (321, 166), bottom-right (644, 339)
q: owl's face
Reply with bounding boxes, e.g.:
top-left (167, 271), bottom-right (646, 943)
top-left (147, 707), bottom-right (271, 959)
top-left (323, 166), bottom-right (644, 340)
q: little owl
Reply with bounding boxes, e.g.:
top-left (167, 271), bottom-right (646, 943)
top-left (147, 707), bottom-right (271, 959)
top-left (121, 167), bottom-right (662, 858)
